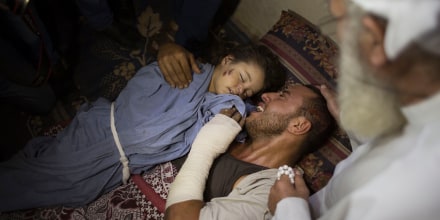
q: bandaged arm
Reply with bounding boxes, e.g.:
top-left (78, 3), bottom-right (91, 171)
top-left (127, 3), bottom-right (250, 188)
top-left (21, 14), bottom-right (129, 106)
top-left (165, 114), bottom-right (242, 219)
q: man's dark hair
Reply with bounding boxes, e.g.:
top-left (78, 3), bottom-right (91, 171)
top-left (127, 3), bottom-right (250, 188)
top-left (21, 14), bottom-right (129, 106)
top-left (297, 84), bottom-right (336, 155)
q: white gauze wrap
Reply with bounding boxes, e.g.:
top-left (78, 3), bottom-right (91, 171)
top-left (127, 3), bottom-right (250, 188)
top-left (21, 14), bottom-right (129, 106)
top-left (165, 114), bottom-right (242, 208)
top-left (352, 0), bottom-right (440, 59)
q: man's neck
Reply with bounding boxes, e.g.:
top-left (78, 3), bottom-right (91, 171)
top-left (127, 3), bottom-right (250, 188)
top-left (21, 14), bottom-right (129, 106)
top-left (227, 136), bottom-right (301, 168)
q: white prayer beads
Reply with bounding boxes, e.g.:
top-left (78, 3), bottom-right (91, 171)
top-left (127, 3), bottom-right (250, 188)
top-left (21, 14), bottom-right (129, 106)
top-left (277, 165), bottom-right (295, 184)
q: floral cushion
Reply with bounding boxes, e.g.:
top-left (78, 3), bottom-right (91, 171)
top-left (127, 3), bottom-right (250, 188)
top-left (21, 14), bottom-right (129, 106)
top-left (259, 10), bottom-right (352, 193)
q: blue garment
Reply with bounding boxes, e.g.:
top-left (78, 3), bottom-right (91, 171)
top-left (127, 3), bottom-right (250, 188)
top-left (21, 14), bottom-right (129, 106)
top-left (0, 62), bottom-right (245, 211)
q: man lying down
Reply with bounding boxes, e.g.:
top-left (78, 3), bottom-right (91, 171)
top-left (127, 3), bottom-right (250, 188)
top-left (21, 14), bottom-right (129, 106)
top-left (165, 82), bottom-right (336, 220)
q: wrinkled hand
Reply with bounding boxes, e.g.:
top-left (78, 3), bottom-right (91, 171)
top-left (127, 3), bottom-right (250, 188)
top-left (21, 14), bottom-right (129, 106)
top-left (320, 84), bottom-right (340, 123)
top-left (268, 169), bottom-right (310, 215)
top-left (219, 107), bottom-right (245, 128)
top-left (157, 43), bottom-right (201, 89)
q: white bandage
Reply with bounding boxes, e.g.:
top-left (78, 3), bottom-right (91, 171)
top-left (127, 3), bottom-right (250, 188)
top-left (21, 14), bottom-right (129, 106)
top-left (166, 114), bottom-right (242, 208)
top-left (352, 0), bottom-right (440, 59)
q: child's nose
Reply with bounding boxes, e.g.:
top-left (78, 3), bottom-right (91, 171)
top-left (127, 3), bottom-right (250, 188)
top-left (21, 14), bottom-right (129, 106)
top-left (237, 85), bottom-right (244, 95)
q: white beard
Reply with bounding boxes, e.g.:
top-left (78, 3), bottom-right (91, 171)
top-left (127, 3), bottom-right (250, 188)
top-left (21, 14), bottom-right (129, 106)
top-left (337, 10), bottom-right (406, 141)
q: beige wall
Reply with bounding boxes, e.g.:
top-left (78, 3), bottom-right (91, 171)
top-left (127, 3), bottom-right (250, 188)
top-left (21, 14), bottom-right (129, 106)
top-left (231, 0), bottom-right (336, 41)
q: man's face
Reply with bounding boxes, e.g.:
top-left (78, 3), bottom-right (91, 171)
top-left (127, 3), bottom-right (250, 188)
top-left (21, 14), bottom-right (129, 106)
top-left (330, 1), bottom-right (406, 139)
top-left (245, 84), bottom-right (315, 138)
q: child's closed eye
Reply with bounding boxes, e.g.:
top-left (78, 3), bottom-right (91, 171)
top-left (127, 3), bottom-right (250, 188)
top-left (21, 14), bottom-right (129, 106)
top-left (240, 73), bottom-right (245, 82)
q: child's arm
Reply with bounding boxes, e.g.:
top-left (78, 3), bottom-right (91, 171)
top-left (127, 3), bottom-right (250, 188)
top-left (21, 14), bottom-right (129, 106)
top-left (157, 43), bottom-right (202, 89)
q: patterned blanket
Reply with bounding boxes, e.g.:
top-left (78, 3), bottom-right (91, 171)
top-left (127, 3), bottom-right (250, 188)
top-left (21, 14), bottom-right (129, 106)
top-left (0, 162), bottom-right (177, 220)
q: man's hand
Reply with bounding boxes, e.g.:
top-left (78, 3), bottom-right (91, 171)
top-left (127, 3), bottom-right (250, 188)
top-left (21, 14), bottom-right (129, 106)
top-left (268, 169), bottom-right (310, 214)
top-left (320, 84), bottom-right (340, 123)
top-left (157, 43), bottom-right (201, 88)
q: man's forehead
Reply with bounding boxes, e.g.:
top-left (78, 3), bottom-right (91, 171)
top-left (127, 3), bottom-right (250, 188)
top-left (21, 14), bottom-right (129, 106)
top-left (285, 83), bottom-right (318, 98)
top-left (285, 83), bottom-right (307, 91)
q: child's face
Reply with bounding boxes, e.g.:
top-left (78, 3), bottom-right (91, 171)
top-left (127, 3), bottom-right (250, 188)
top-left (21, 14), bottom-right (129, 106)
top-left (210, 56), bottom-right (265, 99)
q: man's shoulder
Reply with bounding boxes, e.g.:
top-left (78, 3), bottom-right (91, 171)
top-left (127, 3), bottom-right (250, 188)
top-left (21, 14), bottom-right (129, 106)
top-left (234, 169), bottom-right (278, 193)
top-left (203, 169), bottom-right (277, 220)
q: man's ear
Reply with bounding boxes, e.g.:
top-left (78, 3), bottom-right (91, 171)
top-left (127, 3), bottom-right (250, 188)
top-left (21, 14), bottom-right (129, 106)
top-left (362, 15), bottom-right (388, 67)
top-left (287, 116), bottom-right (311, 135)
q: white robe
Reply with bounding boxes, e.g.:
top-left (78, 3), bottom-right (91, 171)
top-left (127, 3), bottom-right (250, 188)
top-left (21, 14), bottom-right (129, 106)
top-left (273, 91), bottom-right (440, 220)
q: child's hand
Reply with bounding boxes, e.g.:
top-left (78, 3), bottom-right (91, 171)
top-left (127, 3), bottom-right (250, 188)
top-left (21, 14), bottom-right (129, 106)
top-left (157, 43), bottom-right (201, 89)
top-left (219, 107), bottom-right (245, 128)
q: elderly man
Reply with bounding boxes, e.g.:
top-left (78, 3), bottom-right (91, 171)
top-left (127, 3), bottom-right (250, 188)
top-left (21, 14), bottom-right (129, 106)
top-left (164, 83), bottom-right (335, 219)
top-left (268, 0), bottom-right (440, 219)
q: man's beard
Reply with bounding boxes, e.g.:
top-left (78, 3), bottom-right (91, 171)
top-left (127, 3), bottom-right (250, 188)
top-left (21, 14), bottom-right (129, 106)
top-left (245, 112), bottom-right (292, 140)
top-left (337, 8), bottom-right (406, 141)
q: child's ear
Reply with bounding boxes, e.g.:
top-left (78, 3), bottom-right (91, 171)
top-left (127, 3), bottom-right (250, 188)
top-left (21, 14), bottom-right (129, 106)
top-left (222, 55), bottom-right (234, 65)
top-left (287, 116), bottom-right (311, 135)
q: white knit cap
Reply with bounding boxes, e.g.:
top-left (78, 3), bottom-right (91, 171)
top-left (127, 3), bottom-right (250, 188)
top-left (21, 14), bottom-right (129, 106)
top-left (352, 0), bottom-right (440, 59)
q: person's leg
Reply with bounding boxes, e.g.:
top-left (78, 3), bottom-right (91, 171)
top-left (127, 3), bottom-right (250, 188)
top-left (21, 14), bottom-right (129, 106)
top-left (1, 1), bottom-right (60, 66)
top-left (172, 0), bottom-right (223, 57)
top-left (0, 77), bottom-right (56, 114)
top-left (0, 11), bottom-right (56, 114)
top-left (33, 0), bottom-right (79, 64)
top-left (25, 0), bottom-right (60, 65)
top-left (0, 135), bottom-right (123, 211)
top-left (0, 2), bottom-right (62, 85)
top-left (0, 35), bottom-right (38, 86)
top-left (0, 9), bottom-right (40, 67)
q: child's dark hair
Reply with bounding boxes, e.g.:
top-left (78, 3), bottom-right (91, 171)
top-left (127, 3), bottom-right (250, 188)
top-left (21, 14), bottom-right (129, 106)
top-left (214, 43), bottom-right (287, 97)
